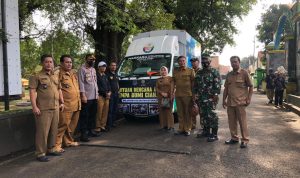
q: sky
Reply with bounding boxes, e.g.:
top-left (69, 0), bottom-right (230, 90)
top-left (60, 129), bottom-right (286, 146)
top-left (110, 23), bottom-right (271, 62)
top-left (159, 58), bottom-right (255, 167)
top-left (219, 0), bottom-right (294, 66)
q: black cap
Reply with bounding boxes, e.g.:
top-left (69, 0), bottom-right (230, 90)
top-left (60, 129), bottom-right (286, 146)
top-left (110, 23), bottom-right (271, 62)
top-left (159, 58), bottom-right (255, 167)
top-left (201, 53), bottom-right (210, 60)
top-left (190, 57), bottom-right (199, 62)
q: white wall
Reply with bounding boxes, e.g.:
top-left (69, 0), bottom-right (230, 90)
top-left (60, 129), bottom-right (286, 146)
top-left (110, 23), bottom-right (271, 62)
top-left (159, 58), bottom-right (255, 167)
top-left (0, 0), bottom-right (21, 96)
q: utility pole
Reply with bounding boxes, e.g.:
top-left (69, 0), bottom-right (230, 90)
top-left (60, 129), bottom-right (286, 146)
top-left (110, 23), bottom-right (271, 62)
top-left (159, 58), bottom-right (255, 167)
top-left (1, 0), bottom-right (9, 110)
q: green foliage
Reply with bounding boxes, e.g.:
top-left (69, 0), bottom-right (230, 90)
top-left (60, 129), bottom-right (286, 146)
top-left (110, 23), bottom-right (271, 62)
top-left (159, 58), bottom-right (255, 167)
top-left (0, 28), bottom-right (8, 42)
top-left (127, 0), bottom-right (175, 32)
top-left (20, 39), bottom-right (41, 78)
top-left (256, 4), bottom-right (292, 45)
top-left (19, 0), bottom-right (257, 62)
top-left (40, 28), bottom-right (83, 68)
top-left (173, 0), bottom-right (257, 53)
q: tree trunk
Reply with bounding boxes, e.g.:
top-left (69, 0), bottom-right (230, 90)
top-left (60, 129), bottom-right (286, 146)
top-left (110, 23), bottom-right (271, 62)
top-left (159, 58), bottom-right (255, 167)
top-left (92, 1), bottom-right (127, 65)
top-left (93, 29), bottom-right (125, 65)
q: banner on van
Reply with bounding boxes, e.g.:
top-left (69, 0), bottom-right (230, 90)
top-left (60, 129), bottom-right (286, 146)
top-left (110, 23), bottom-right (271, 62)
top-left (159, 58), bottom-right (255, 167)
top-left (118, 79), bottom-right (159, 116)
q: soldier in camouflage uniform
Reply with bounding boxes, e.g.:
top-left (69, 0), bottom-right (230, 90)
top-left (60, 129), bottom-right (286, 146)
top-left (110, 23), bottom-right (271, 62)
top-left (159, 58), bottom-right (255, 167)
top-left (193, 55), bottom-right (221, 142)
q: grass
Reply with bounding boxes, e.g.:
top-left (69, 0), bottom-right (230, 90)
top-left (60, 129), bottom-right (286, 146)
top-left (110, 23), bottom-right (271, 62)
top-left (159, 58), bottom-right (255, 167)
top-left (0, 89), bottom-right (32, 114)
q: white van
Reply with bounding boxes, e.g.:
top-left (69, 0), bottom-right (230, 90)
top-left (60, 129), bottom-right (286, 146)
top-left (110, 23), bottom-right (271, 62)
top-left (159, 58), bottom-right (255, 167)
top-left (117, 30), bottom-right (201, 119)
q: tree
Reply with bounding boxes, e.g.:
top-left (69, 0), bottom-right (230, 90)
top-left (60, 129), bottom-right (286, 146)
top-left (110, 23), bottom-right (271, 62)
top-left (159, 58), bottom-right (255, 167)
top-left (40, 28), bottom-right (83, 67)
top-left (166, 0), bottom-right (257, 53)
top-left (64, 0), bottom-right (175, 62)
top-left (19, 0), bottom-right (257, 64)
top-left (20, 39), bottom-right (41, 78)
top-left (256, 4), bottom-right (292, 46)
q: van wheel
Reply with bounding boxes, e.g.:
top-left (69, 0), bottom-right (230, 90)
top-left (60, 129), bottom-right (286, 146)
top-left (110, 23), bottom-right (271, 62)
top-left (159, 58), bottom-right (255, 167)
top-left (173, 112), bottom-right (178, 123)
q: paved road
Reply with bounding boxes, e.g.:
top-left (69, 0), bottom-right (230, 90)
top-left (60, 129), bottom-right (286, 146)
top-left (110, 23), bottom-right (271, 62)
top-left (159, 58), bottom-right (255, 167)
top-left (0, 92), bottom-right (299, 178)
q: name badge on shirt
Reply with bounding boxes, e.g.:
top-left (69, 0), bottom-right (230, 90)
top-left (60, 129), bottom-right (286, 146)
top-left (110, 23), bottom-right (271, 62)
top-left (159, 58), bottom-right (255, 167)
top-left (85, 73), bottom-right (91, 82)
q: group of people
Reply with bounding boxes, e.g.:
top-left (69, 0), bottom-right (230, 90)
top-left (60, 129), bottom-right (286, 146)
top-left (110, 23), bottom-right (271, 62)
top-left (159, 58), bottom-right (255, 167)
top-left (30, 53), bottom-right (253, 162)
top-left (29, 54), bottom-right (119, 162)
top-left (265, 68), bottom-right (286, 107)
top-left (156, 55), bottom-right (253, 149)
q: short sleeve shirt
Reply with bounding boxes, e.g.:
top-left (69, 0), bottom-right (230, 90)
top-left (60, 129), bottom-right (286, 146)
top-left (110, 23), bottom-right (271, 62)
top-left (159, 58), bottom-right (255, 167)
top-left (173, 67), bottom-right (195, 97)
top-left (59, 69), bottom-right (81, 112)
top-left (78, 64), bottom-right (98, 100)
top-left (29, 70), bottom-right (61, 110)
top-left (224, 68), bottom-right (253, 106)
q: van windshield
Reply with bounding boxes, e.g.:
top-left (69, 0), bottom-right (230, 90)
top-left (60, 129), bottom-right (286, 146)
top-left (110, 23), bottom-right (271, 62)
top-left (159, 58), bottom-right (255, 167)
top-left (118, 54), bottom-right (172, 77)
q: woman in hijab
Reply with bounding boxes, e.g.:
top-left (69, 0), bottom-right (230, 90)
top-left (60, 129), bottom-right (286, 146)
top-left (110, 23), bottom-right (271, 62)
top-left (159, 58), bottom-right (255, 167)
top-left (155, 66), bottom-right (175, 131)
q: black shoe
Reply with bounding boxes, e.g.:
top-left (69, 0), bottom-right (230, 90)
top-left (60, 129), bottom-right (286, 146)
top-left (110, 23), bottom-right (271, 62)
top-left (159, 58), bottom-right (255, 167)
top-left (184, 131), bottom-right (191, 136)
top-left (196, 131), bottom-right (209, 138)
top-left (89, 130), bottom-right (100, 137)
top-left (47, 151), bottom-right (62, 156)
top-left (36, 156), bottom-right (49, 162)
top-left (207, 135), bottom-right (219, 142)
top-left (240, 142), bottom-right (248, 148)
top-left (225, 139), bottom-right (239, 144)
top-left (174, 131), bottom-right (184, 135)
top-left (80, 136), bottom-right (90, 142)
top-left (268, 100), bottom-right (273, 104)
top-left (167, 128), bottom-right (174, 133)
top-left (100, 128), bottom-right (107, 132)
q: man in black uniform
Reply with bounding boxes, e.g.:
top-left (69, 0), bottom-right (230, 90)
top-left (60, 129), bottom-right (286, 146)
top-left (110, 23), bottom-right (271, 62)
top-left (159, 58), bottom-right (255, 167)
top-left (107, 61), bottom-right (119, 130)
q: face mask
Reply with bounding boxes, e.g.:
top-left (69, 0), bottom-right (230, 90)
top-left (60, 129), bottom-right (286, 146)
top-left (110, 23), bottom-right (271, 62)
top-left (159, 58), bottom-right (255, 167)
top-left (87, 60), bottom-right (95, 67)
top-left (201, 62), bottom-right (209, 68)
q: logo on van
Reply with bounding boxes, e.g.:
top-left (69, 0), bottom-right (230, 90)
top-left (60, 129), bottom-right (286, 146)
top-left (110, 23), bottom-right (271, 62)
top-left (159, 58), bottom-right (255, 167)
top-left (143, 44), bottom-right (154, 53)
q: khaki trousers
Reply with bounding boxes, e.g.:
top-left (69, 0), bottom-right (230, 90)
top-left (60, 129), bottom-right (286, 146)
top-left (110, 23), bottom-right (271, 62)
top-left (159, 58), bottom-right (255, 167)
top-left (95, 96), bottom-right (110, 131)
top-left (55, 110), bottom-right (80, 149)
top-left (176, 96), bottom-right (192, 132)
top-left (35, 109), bottom-right (59, 157)
top-left (159, 107), bottom-right (174, 129)
top-left (227, 106), bottom-right (249, 143)
top-left (266, 89), bottom-right (274, 101)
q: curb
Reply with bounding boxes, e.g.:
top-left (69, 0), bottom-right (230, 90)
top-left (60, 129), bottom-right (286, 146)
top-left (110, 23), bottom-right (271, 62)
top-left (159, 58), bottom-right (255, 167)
top-left (284, 102), bottom-right (300, 116)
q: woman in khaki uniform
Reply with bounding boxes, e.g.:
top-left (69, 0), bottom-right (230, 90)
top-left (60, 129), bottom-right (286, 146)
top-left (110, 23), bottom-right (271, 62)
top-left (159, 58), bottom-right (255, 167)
top-left (156, 66), bottom-right (175, 130)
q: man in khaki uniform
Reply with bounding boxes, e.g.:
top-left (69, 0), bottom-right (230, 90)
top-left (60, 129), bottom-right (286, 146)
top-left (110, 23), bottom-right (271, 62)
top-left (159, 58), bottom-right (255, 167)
top-left (223, 56), bottom-right (253, 148)
top-left (29, 54), bottom-right (64, 162)
top-left (191, 57), bottom-right (201, 130)
top-left (173, 56), bottom-right (195, 136)
top-left (55, 55), bottom-right (81, 152)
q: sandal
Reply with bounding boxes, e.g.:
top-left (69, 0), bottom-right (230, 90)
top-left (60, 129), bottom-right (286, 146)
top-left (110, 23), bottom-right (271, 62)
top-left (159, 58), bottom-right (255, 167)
top-left (57, 148), bottom-right (65, 153)
top-left (66, 142), bottom-right (80, 147)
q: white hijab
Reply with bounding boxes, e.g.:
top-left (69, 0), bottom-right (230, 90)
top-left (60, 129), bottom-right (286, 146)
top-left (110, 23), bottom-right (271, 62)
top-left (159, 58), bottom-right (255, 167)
top-left (160, 66), bottom-right (168, 76)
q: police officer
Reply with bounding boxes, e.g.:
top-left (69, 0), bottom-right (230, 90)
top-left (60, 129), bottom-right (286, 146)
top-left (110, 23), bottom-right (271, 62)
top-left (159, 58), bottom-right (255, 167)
top-left (190, 57), bottom-right (201, 130)
top-left (29, 54), bottom-right (64, 162)
top-left (55, 55), bottom-right (81, 153)
top-left (173, 56), bottom-right (195, 136)
top-left (78, 54), bottom-right (98, 142)
top-left (193, 55), bottom-right (221, 142)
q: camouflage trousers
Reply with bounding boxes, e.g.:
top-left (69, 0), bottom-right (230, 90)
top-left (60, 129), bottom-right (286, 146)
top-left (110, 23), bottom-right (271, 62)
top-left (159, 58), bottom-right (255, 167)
top-left (199, 102), bottom-right (219, 133)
